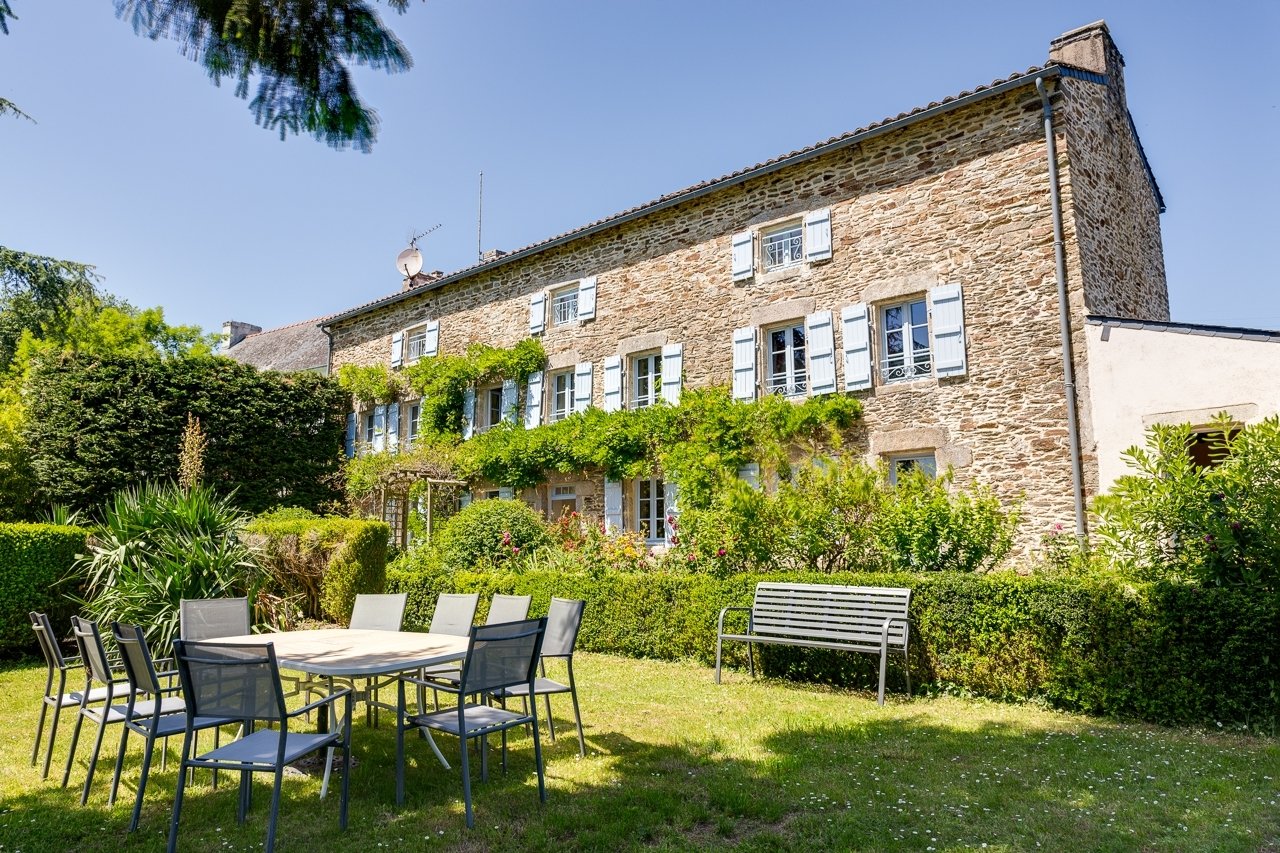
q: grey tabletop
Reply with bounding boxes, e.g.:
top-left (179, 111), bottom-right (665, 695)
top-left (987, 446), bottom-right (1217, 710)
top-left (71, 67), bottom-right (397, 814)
top-left (215, 628), bottom-right (469, 678)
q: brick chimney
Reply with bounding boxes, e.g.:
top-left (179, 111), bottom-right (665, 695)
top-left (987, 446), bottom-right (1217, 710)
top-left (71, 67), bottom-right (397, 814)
top-left (480, 248), bottom-right (509, 264)
top-left (1049, 20), bottom-right (1126, 103)
top-left (221, 320), bottom-right (262, 351)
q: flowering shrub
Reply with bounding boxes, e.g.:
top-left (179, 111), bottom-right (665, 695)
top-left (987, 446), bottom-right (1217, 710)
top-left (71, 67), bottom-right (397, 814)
top-left (431, 498), bottom-right (550, 572)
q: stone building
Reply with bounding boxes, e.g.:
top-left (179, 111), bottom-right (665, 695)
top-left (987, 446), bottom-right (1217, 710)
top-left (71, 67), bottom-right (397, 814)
top-left (321, 21), bottom-right (1171, 547)
top-left (222, 318), bottom-right (331, 375)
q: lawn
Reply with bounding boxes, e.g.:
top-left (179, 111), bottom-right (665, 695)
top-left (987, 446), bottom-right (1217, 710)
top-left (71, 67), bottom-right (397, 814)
top-left (1, 652), bottom-right (1276, 852)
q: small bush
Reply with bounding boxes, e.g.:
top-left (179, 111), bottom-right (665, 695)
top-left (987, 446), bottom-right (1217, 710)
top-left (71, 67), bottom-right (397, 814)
top-left (243, 517), bottom-right (390, 624)
top-left (432, 499), bottom-right (550, 572)
top-left (0, 523), bottom-right (88, 655)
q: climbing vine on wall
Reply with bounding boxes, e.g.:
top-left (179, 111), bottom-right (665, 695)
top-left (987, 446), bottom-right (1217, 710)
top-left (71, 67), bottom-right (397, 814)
top-left (336, 364), bottom-right (403, 406)
top-left (403, 338), bottom-right (546, 438)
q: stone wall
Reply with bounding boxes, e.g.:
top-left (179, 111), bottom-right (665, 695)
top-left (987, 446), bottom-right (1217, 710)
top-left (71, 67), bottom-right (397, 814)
top-left (329, 30), bottom-right (1169, 549)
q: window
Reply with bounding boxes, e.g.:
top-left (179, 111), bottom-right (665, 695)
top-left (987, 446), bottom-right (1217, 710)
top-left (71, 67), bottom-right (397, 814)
top-left (630, 352), bottom-right (663, 409)
top-left (405, 324), bottom-right (430, 362)
top-left (881, 299), bottom-right (932, 383)
top-left (887, 453), bottom-right (937, 485)
top-left (549, 484), bottom-right (577, 520)
top-left (551, 285), bottom-right (579, 326)
top-left (1188, 428), bottom-right (1240, 469)
top-left (765, 322), bottom-right (807, 397)
top-left (762, 222), bottom-right (803, 271)
top-left (550, 370), bottom-right (575, 422)
top-left (407, 403), bottom-right (421, 448)
top-left (634, 477), bottom-right (666, 543)
top-left (364, 411), bottom-right (376, 445)
top-left (476, 386), bottom-right (504, 432)
top-left (480, 489), bottom-right (501, 501)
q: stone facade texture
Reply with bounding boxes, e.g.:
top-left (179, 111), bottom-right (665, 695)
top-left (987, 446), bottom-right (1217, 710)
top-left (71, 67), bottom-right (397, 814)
top-left (326, 22), bottom-right (1167, 548)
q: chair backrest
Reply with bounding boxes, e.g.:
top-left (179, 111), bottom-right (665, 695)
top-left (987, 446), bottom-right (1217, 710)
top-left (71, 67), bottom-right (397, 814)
top-left (349, 593), bottom-right (408, 632)
top-left (428, 593), bottom-right (479, 636)
top-left (112, 622), bottom-right (165, 696)
top-left (172, 639), bottom-right (287, 723)
top-left (180, 597), bottom-right (250, 641)
top-left (541, 598), bottom-right (586, 658)
top-left (486, 594), bottom-right (532, 625)
top-left (459, 617), bottom-right (547, 696)
top-left (29, 611), bottom-right (67, 671)
top-left (70, 616), bottom-right (116, 686)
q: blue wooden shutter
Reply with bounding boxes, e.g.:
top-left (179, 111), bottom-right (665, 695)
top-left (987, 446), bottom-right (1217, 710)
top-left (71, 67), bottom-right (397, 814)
top-left (737, 463), bottom-right (761, 489)
top-left (804, 208), bottom-right (832, 261)
top-left (501, 379), bottom-right (518, 422)
top-left (603, 479), bottom-right (623, 533)
top-left (459, 491), bottom-right (472, 509)
top-left (529, 291), bottom-right (546, 335)
top-left (498, 486), bottom-right (515, 500)
top-left (732, 326), bottom-right (757, 401)
top-left (805, 310), bottom-right (836, 395)
top-left (731, 231), bottom-right (755, 281)
top-left (577, 276), bottom-right (597, 321)
top-left (930, 284), bottom-right (967, 378)
top-left (462, 387), bottom-right (476, 438)
top-left (602, 355), bottom-right (623, 412)
top-left (660, 343), bottom-right (683, 405)
top-left (386, 402), bottom-right (400, 453)
top-left (524, 370), bottom-right (544, 428)
top-left (423, 320), bottom-right (440, 357)
top-left (842, 303), bottom-right (872, 391)
top-left (572, 362), bottom-right (593, 412)
top-left (390, 331), bottom-right (404, 368)
top-left (344, 412), bottom-right (356, 458)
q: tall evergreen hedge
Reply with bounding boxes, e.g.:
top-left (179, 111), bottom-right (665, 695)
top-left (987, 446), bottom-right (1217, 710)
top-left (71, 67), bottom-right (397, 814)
top-left (24, 354), bottom-right (347, 514)
top-left (0, 523), bottom-right (87, 655)
top-left (387, 566), bottom-right (1280, 729)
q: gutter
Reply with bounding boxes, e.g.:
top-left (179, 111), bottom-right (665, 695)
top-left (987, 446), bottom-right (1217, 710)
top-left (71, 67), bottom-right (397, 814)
top-left (322, 66), bottom-right (1064, 330)
top-left (1036, 76), bottom-right (1087, 541)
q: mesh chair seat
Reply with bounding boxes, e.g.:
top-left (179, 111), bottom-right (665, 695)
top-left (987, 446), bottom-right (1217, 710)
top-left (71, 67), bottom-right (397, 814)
top-left (496, 677), bottom-right (571, 698)
top-left (46, 685), bottom-right (124, 709)
top-left (196, 729), bottom-right (341, 766)
top-left (83, 695), bottom-right (186, 725)
top-left (405, 702), bottom-right (529, 737)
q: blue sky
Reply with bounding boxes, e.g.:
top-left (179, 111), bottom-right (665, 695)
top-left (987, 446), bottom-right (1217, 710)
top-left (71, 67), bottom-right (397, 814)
top-left (1, 1), bottom-right (1277, 333)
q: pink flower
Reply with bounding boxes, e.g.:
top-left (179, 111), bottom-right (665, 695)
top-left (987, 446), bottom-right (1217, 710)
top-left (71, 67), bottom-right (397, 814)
top-left (511, 546), bottom-right (521, 555)
top-left (502, 531), bottom-right (512, 545)
top-left (716, 547), bottom-right (727, 557)
top-left (687, 553), bottom-right (697, 562)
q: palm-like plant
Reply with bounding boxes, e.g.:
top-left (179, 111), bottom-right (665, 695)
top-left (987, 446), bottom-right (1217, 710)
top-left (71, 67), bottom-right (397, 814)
top-left (78, 482), bottom-right (262, 651)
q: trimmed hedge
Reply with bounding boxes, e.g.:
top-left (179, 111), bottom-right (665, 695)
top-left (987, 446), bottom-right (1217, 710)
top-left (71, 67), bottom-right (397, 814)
top-left (0, 523), bottom-right (87, 655)
top-left (244, 519), bottom-right (390, 623)
top-left (387, 566), bottom-right (1279, 728)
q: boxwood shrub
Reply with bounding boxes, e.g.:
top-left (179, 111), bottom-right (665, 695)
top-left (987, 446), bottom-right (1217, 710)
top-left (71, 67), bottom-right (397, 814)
top-left (387, 565), bottom-right (1279, 728)
top-left (244, 518), bottom-right (390, 623)
top-left (0, 523), bottom-right (88, 655)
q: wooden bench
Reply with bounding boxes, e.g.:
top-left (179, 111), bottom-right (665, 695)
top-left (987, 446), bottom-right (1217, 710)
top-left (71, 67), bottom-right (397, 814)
top-left (715, 582), bottom-right (911, 705)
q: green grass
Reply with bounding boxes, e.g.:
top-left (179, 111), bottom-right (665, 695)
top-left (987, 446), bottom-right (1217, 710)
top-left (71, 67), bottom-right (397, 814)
top-left (1, 653), bottom-right (1276, 852)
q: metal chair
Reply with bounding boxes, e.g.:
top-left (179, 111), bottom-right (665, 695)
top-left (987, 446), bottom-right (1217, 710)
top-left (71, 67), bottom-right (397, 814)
top-left (29, 611), bottom-right (103, 780)
top-left (496, 598), bottom-right (587, 758)
top-left (345, 593), bottom-right (409, 727)
top-left (428, 593), bottom-right (480, 635)
top-left (396, 617), bottom-right (548, 828)
top-left (110, 622), bottom-right (237, 832)
top-left (62, 617), bottom-right (185, 804)
top-left (167, 639), bottom-right (352, 853)
top-left (425, 595), bottom-right (532, 685)
top-left (179, 597), bottom-right (250, 640)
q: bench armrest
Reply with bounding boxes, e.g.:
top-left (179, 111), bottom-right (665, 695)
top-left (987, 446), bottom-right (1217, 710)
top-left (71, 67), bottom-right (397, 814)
top-left (879, 616), bottom-right (910, 649)
top-left (717, 606), bottom-right (752, 637)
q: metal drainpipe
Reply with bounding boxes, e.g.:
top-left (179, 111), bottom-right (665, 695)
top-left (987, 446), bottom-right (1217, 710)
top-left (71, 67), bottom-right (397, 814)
top-left (1036, 76), bottom-right (1087, 541)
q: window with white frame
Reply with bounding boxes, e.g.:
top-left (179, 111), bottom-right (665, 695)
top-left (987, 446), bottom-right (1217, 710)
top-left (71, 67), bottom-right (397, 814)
top-left (765, 322), bottom-right (808, 397)
top-left (479, 489), bottom-right (501, 501)
top-left (762, 221), bottom-right (804, 271)
top-left (630, 352), bottom-right (662, 409)
top-left (549, 484), bottom-right (578, 520)
top-left (405, 323), bottom-right (430, 362)
top-left (881, 299), bottom-right (932, 383)
top-left (551, 284), bottom-right (580, 326)
top-left (633, 477), bottom-right (666, 543)
top-left (475, 386), bottom-right (504, 432)
top-left (364, 410), bottom-right (379, 450)
top-left (407, 402), bottom-right (421, 448)
top-left (549, 370), bottom-right (575, 422)
top-left (887, 453), bottom-right (938, 485)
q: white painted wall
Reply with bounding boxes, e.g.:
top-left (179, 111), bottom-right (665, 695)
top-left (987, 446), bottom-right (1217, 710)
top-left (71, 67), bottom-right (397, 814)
top-left (1084, 322), bottom-right (1280, 491)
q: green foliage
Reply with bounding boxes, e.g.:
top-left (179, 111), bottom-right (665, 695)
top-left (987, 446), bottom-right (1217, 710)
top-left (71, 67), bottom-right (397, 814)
top-left (336, 363), bottom-right (402, 406)
top-left (676, 456), bottom-right (1019, 575)
top-left (388, 563), bottom-right (1279, 727)
top-left (116, 0), bottom-right (419, 151)
top-left (0, 246), bottom-right (98, 371)
top-left (403, 338), bottom-right (546, 440)
top-left (244, 516), bottom-right (390, 623)
top-left (0, 522), bottom-right (87, 654)
top-left (78, 483), bottom-right (262, 651)
top-left (1094, 416), bottom-right (1280, 588)
top-left (430, 499), bottom-right (550, 572)
top-left (23, 354), bottom-right (348, 514)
